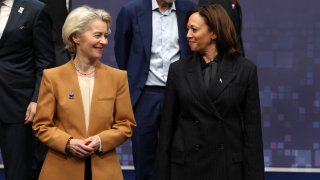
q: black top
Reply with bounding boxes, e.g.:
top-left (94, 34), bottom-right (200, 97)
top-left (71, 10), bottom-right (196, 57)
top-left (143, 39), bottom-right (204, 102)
top-left (200, 53), bottom-right (222, 88)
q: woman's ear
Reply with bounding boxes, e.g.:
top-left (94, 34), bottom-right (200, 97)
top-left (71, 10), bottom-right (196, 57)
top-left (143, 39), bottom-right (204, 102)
top-left (211, 32), bottom-right (217, 40)
top-left (72, 33), bottom-right (80, 45)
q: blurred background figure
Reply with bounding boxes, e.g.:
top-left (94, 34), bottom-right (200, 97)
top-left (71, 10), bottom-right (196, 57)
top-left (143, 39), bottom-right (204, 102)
top-left (0, 0), bottom-right (55, 179)
top-left (39, 0), bottom-right (72, 65)
top-left (33, 6), bottom-right (136, 180)
top-left (155, 4), bottom-right (264, 180)
top-left (198, 0), bottom-right (245, 56)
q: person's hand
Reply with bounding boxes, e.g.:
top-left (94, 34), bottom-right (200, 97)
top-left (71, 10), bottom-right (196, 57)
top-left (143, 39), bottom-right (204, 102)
top-left (69, 139), bottom-right (94, 158)
top-left (84, 135), bottom-right (101, 151)
top-left (25, 102), bottom-right (37, 124)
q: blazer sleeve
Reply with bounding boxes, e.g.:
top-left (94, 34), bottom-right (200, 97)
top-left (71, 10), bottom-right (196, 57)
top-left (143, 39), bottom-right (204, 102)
top-left (32, 5), bottom-right (55, 102)
top-left (154, 65), bottom-right (180, 180)
top-left (114, 6), bottom-right (132, 70)
top-left (33, 70), bottom-right (72, 154)
top-left (243, 65), bottom-right (265, 179)
top-left (97, 71), bottom-right (136, 153)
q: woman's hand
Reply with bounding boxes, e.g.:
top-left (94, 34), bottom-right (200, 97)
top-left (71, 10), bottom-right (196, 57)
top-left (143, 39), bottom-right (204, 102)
top-left (84, 135), bottom-right (101, 152)
top-left (69, 139), bottom-right (94, 158)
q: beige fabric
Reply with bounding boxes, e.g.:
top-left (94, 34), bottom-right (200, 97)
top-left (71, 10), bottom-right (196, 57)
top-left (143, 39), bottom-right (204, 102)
top-left (77, 75), bottom-right (94, 131)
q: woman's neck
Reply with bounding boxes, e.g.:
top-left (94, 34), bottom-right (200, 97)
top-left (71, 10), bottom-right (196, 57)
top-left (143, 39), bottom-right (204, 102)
top-left (202, 46), bottom-right (218, 63)
top-left (73, 57), bottom-right (97, 76)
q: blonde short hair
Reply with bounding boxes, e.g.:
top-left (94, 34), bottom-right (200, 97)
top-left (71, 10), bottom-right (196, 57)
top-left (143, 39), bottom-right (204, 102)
top-left (62, 6), bottom-right (112, 53)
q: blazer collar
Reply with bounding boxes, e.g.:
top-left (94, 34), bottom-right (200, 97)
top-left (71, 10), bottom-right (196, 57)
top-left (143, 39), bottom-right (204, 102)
top-left (185, 53), bottom-right (236, 118)
top-left (137, 0), bottom-right (152, 61)
top-left (207, 53), bottom-right (237, 101)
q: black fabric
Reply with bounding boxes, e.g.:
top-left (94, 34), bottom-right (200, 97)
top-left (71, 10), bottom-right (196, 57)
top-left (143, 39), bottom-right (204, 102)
top-left (0, 123), bottom-right (35, 180)
top-left (85, 157), bottom-right (92, 180)
top-left (200, 54), bottom-right (221, 88)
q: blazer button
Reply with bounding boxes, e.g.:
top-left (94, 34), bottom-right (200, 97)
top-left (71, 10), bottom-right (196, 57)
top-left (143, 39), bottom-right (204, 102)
top-left (219, 144), bottom-right (225, 150)
top-left (194, 144), bottom-right (200, 151)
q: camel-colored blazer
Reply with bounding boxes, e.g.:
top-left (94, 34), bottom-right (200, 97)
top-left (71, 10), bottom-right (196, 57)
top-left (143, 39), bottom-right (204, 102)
top-left (33, 60), bottom-right (136, 180)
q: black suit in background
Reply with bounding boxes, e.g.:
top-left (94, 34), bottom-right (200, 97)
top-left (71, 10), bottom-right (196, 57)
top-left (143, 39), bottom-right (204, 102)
top-left (0, 0), bottom-right (55, 179)
top-left (155, 54), bottom-right (264, 179)
top-left (199, 0), bottom-right (245, 56)
top-left (39, 0), bottom-right (71, 66)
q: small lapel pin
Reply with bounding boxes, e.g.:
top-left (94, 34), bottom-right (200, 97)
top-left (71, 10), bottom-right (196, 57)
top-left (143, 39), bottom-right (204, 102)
top-left (219, 78), bottom-right (223, 84)
top-left (18, 7), bottom-right (24, 14)
top-left (69, 91), bottom-right (74, 99)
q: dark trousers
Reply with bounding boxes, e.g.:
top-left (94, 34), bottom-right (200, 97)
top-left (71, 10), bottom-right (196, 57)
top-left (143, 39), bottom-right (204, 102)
top-left (0, 123), bottom-right (35, 180)
top-left (132, 86), bottom-right (165, 180)
top-left (32, 139), bottom-right (48, 180)
top-left (85, 157), bottom-right (92, 180)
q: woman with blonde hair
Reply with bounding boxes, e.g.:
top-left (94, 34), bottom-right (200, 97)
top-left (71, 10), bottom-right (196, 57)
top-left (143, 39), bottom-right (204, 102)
top-left (33, 6), bottom-right (136, 180)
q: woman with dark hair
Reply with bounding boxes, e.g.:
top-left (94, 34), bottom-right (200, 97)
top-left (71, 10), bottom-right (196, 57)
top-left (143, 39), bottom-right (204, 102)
top-left (155, 4), bottom-right (264, 180)
top-left (198, 0), bottom-right (245, 56)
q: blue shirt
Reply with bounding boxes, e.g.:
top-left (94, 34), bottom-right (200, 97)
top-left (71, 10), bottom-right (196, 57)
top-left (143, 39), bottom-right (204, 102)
top-left (145, 0), bottom-right (180, 86)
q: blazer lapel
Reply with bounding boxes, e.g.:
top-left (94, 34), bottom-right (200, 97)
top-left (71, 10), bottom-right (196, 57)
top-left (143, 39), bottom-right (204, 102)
top-left (185, 54), bottom-right (221, 117)
top-left (207, 54), bottom-right (237, 101)
top-left (87, 61), bottom-right (103, 135)
top-left (65, 61), bottom-right (87, 136)
top-left (0, 0), bottom-right (24, 43)
top-left (137, 1), bottom-right (152, 61)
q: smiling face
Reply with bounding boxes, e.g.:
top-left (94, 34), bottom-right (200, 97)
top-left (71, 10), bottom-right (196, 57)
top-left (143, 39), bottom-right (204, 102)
top-left (73, 19), bottom-right (109, 61)
top-left (186, 12), bottom-right (216, 53)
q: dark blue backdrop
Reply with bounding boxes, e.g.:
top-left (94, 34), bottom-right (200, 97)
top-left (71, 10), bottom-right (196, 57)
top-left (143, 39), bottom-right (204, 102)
top-left (2, 0), bottom-right (320, 177)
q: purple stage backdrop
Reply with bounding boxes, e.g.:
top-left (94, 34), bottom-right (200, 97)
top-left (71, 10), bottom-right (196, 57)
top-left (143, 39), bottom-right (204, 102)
top-left (1, 0), bottom-right (320, 171)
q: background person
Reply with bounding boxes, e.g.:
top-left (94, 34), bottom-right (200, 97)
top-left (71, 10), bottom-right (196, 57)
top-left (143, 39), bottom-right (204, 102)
top-left (0, 0), bottom-right (55, 179)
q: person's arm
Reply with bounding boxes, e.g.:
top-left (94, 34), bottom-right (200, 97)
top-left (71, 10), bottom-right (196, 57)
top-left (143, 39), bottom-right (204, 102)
top-left (243, 64), bottom-right (265, 179)
top-left (154, 65), bottom-right (180, 180)
top-left (25, 4), bottom-right (55, 123)
top-left (114, 6), bottom-right (132, 70)
top-left (32, 4), bottom-right (55, 102)
top-left (95, 71), bottom-right (136, 153)
top-left (33, 70), bottom-right (72, 155)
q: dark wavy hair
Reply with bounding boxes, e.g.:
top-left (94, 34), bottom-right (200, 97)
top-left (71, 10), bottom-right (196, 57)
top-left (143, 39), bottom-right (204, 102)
top-left (185, 4), bottom-right (238, 55)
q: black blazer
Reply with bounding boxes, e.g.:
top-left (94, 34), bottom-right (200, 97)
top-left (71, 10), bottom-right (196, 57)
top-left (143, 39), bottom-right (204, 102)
top-left (155, 53), bottom-right (264, 180)
top-left (39, 0), bottom-right (68, 45)
top-left (0, 0), bottom-right (55, 124)
top-left (39, 0), bottom-right (71, 65)
top-left (198, 0), bottom-right (245, 56)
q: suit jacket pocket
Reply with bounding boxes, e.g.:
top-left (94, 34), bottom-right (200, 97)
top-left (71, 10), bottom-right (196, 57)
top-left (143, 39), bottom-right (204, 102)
top-left (97, 96), bottom-right (115, 101)
top-left (170, 150), bottom-right (185, 165)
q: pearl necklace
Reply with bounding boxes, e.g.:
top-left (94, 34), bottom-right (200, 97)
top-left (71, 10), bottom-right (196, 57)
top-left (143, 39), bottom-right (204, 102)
top-left (74, 62), bottom-right (95, 76)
